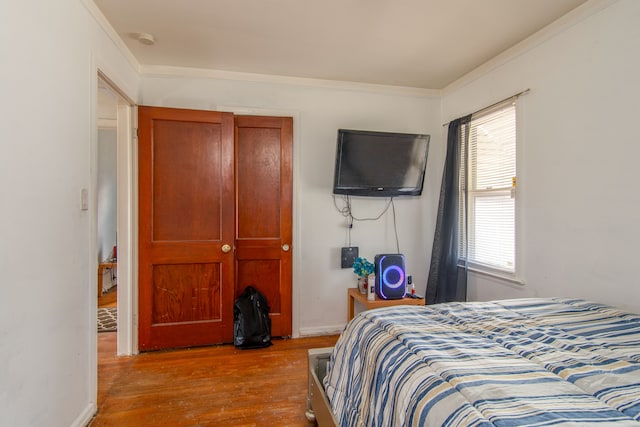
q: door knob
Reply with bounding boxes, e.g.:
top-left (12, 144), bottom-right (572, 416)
top-left (282, 244), bottom-right (290, 252)
top-left (221, 244), bottom-right (232, 253)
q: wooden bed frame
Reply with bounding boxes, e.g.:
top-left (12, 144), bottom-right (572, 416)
top-left (305, 347), bottom-right (339, 427)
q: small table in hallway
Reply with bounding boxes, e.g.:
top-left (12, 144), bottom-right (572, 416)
top-left (98, 261), bottom-right (117, 298)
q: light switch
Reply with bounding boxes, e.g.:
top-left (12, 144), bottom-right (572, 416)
top-left (81, 188), bottom-right (89, 211)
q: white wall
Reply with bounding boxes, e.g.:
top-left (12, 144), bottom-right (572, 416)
top-left (4, 1), bottom-right (635, 424)
top-left (0, 1), bottom-right (139, 426)
top-left (98, 128), bottom-right (117, 262)
top-left (140, 75), bottom-right (443, 334)
top-left (442, 0), bottom-right (640, 313)
top-left (98, 129), bottom-right (117, 292)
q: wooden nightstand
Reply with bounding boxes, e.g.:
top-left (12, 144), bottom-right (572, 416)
top-left (347, 287), bottom-right (425, 321)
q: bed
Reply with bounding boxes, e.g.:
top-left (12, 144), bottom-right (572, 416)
top-left (307, 298), bottom-right (640, 426)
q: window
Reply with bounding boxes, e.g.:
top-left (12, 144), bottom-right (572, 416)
top-left (460, 100), bottom-right (516, 275)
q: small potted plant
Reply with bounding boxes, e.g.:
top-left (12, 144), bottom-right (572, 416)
top-left (352, 257), bottom-right (374, 294)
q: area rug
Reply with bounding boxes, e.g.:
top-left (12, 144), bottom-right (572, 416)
top-left (98, 307), bottom-right (117, 332)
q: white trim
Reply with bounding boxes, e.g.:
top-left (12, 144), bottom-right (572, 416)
top-left (116, 103), bottom-right (137, 356)
top-left (80, 0), bottom-right (140, 73)
top-left (97, 70), bottom-right (136, 107)
top-left (468, 266), bottom-right (525, 288)
top-left (88, 54), bottom-right (99, 422)
top-left (290, 111), bottom-right (301, 339)
top-left (299, 325), bottom-right (345, 337)
top-left (141, 64), bottom-right (440, 98)
top-left (442, 0), bottom-right (619, 95)
top-left (69, 403), bottom-right (96, 427)
top-left (514, 95), bottom-right (526, 291)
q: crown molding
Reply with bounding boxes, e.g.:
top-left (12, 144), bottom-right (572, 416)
top-left (82, 0), bottom-right (612, 99)
top-left (140, 64), bottom-right (441, 98)
top-left (80, 0), bottom-right (140, 73)
top-left (442, 0), bottom-right (619, 96)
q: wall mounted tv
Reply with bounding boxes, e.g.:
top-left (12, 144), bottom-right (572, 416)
top-left (332, 129), bottom-right (430, 197)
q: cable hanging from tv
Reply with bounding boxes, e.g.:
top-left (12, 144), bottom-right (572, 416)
top-left (333, 195), bottom-right (400, 253)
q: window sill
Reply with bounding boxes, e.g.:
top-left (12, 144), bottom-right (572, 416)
top-left (467, 266), bottom-right (525, 287)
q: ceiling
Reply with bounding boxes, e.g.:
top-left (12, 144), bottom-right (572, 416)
top-left (94, 0), bottom-right (587, 90)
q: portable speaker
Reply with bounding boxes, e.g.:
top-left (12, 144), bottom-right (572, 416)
top-left (374, 254), bottom-right (406, 300)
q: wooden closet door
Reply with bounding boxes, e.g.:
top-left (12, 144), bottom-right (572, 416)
top-left (235, 116), bottom-right (293, 337)
top-left (138, 106), bottom-right (235, 351)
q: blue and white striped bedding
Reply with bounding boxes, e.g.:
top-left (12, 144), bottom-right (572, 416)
top-left (324, 298), bottom-right (640, 426)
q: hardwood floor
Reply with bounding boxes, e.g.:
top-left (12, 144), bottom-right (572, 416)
top-left (91, 330), bottom-right (339, 426)
top-left (98, 286), bottom-right (117, 308)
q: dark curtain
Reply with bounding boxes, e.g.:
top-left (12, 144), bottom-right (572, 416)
top-left (426, 115), bottom-right (471, 304)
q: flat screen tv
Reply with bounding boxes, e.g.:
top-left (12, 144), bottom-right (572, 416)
top-left (332, 129), bottom-right (430, 197)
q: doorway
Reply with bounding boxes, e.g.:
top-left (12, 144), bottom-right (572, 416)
top-left (97, 81), bottom-right (118, 314)
top-left (95, 72), bottom-right (135, 356)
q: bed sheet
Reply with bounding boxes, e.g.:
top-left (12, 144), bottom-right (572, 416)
top-left (324, 298), bottom-right (640, 426)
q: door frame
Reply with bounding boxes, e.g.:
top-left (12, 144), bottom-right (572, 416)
top-left (219, 106), bottom-right (301, 338)
top-left (92, 69), bottom-right (138, 355)
top-left (89, 66), bottom-right (137, 418)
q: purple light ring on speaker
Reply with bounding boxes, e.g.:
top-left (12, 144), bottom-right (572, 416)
top-left (382, 265), bottom-right (405, 289)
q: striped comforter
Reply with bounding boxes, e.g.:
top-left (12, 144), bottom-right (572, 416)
top-left (324, 298), bottom-right (640, 426)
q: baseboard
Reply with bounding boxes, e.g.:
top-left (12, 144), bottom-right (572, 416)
top-left (70, 403), bottom-right (96, 427)
top-left (298, 324), bottom-right (345, 337)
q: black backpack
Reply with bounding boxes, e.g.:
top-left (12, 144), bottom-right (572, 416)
top-left (233, 286), bottom-right (272, 349)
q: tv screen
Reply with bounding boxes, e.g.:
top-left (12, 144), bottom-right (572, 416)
top-left (333, 129), bottom-right (430, 197)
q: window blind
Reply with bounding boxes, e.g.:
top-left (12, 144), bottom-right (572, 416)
top-left (461, 100), bottom-right (516, 273)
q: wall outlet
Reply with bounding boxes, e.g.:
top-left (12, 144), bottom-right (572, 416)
top-left (341, 246), bottom-right (359, 269)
